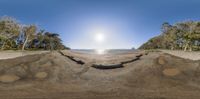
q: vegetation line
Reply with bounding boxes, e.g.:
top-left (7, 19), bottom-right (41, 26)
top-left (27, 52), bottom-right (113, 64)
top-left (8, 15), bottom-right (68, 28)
top-left (0, 16), bottom-right (69, 51)
top-left (140, 21), bottom-right (200, 51)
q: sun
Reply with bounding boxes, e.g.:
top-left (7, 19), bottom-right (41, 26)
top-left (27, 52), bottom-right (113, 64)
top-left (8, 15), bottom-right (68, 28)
top-left (95, 33), bottom-right (105, 43)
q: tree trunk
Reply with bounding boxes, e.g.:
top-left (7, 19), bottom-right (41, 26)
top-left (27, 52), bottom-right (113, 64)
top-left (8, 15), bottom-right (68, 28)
top-left (189, 45), bottom-right (192, 51)
top-left (171, 46), bottom-right (174, 50)
top-left (1, 42), bottom-right (6, 50)
top-left (22, 36), bottom-right (29, 51)
top-left (184, 43), bottom-right (188, 51)
top-left (50, 38), bottom-right (53, 51)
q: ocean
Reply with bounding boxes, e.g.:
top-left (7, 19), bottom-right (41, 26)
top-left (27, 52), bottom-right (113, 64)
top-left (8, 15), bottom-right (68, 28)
top-left (72, 49), bottom-right (136, 54)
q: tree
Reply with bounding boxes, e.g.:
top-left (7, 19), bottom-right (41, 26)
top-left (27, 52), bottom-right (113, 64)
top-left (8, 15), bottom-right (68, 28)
top-left (44, 32), bottom-right (63, 50)
top-left (22, 25), bottom-right (37, 51)
top-left (163, 26), bottom-right (178, 50)
top-left (161, 22), bottom-right (172, 33)
top-left (181, 21), bottom-right (197, 51)
top-left (140, 21), bottom-right (200, 51)
top-left (36, 29), bottom-right (45, 49)
top-left (0, 35), bottom-right (7, 50)
top-left (0, 15), bottom-right (68, 51)
top-left (0, 16), bottom-right (20, 50)
top-left (139, 35), bottom-right (164, 49)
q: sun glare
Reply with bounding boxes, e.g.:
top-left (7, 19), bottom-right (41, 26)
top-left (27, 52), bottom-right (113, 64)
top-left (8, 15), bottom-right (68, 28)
top-left (96, 49), bottom-right (106, 55)
top-left (94, 30), bottom-right (107, 54)
top-left (95, 33), bottom-right (105, 43)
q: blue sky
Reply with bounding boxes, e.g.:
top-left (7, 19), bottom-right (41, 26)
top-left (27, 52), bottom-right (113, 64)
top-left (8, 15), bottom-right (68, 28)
top-left (0, 0), bottom-right (200, 49)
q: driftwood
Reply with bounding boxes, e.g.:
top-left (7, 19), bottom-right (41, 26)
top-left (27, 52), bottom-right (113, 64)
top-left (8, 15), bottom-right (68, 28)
top-left (91, 54), bottom-right (143, 70)
top-left (121, 57), bottom-right (140, 64)
top-left (136, 54), bottom-right (143, 58)
top-left (92, 64), bottom-right (124, 69)
top-left (58, 51), bottom-right (85, 65)
top-left (59, 51), bottom-right (144, 70)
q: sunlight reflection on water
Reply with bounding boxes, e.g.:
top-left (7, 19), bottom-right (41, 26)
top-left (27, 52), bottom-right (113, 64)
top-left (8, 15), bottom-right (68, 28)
top-left (96, 49), bottom-right (106, 55)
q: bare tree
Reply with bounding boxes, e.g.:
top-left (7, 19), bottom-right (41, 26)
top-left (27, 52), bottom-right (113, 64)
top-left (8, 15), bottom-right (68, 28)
top-left (22, 25), bottom-right (37, 51)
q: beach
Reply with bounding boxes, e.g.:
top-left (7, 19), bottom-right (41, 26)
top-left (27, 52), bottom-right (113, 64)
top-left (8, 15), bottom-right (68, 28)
top-left (161, 50), bottom-right (200, 60)
top-left (0, 50), bottom-right (49, 60)
top-left (0, 50), bottom-right (199, 99)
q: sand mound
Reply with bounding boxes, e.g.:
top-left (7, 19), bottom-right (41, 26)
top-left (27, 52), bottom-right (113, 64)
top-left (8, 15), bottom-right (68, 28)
top-left (163, 68), bottom-right (180, 76)
top-left (0, 51), bottom-right (84, 83)
top-left (158, 55), bottom-right (166, 65)
top-left (0, 74), bottom-right (20, 83)
top-left (34, 72), bottom-right (48, 79)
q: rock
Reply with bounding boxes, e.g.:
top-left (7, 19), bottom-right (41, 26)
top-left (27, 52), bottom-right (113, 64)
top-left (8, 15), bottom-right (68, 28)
top-left (163, 68), bottom-right (180, 76)
top-left (0, 74), bottom-right (20, 83)
top-left (35, 72), bottom-right (48, 79)
top-left (158, 56), bottom-right (165, 65)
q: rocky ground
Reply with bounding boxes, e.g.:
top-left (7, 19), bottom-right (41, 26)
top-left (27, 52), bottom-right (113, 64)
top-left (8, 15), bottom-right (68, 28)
top-left (0, 50), bottom-right (199, 99)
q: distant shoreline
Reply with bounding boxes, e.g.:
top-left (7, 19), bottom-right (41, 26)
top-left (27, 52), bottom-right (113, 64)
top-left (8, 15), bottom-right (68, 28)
top-left (0, 49), bottom-right (200, 61)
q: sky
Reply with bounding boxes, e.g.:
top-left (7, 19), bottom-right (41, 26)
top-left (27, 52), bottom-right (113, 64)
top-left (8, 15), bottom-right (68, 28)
top-left (0, 0), bottom-right (200, 49)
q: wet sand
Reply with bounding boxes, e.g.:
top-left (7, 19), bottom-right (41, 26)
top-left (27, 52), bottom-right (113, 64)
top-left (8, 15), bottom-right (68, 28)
top-left (0, 50), bottom-right (199, 99)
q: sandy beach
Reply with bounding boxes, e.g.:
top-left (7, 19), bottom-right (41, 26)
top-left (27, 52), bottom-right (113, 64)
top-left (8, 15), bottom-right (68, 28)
top-left (1, 0), bottom-right (200, 98)
top-left (0, 50), bottom-right (49, 60)
top-left (161, 50), bottom-right (200, 60)
top-left (1, 49), bottom-right (200, 60)
top-left (0, 50), bottom-right (199, 99)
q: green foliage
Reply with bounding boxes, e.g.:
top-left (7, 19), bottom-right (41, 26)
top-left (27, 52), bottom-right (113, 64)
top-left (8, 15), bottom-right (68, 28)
top-left (22, 25), bottom-right (37, 51)
top-left (0, 16), bottom-right (20, 38)
top-left (0, 16), bottom-right (69, 51)
top-left (140, 21), bottom-right (200, 51)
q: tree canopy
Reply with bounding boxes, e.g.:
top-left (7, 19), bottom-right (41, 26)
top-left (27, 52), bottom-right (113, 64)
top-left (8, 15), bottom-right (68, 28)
top-left (0, 16), bottom-right (68, 50)
top-left (139, 21), bottom-right (200, 51)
